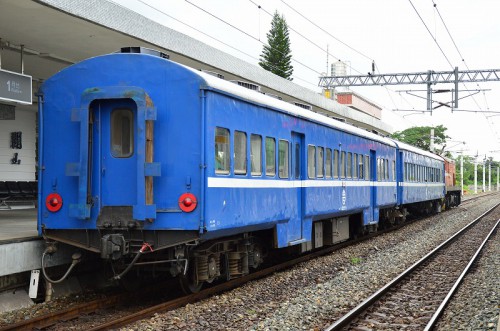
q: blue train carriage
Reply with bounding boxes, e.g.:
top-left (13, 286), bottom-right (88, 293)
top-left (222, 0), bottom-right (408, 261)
top-left (393, 141), bottom-right (445, 216)
top-left (205, 75), bottom-right (398, 255)
top-left (39, 48), bottom-right (397, 289)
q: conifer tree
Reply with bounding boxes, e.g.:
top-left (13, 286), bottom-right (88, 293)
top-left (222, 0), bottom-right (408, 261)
top-left (259, 11), bottom-right (293, 80)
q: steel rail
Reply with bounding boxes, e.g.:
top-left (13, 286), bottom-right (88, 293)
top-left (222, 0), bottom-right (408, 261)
top-left (0, 220), bottom-right (385, 331)
top-left (2, 198), bottom-right (487, 330)
top-left (424, 218), bottom-right (500, 331)
top-left (0, 294), bottom-right (127, 331)
top-left (84, 218), bottom-right (416, 330)
top-left (324, 202), bottom-right (500, 331)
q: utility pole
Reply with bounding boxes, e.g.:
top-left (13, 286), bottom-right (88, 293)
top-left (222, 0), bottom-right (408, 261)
top-left (460, 154), bottom-right (464, 196)
top-left (482, 157), bottom-right (486, 192)
top-left (497, 166), bottom-right (499, 191)
top-left (430, 128), bottom-right (435, 153)
top-left (488, 161), bottom-right (491, 191)
top-left (474, 160), bottom-right (478, 194)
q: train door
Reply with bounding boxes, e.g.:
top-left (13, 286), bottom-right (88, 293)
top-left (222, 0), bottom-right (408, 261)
top-left (397, 151), bottom-right (403, 205)
top-left (95, 99), bottom-right (138, 207)
top-left (370, 149), bottom-right (378, 223)
top-left (292, 132), bottom-right (305, 238)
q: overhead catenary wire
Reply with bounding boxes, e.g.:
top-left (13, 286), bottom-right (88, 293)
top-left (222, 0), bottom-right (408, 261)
top-left (408, 0), bottom-right (454, 69)
top-left (247, 0), bottom-right (344, 69)
top-left (271, 0), bottom-right (422, 121)
top-left (128, 0), bottom-right (319, 87)
top-left (184, 0), bottom-right (323, 77)
top-left (280, 0), bottom-right (374, 63)
top-left (430, 0), bottom-right (499, 145)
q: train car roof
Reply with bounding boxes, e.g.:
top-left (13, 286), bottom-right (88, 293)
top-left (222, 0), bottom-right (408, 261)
top-left (185, 66), bottom-right (396, 147)
top-left (391, 140), bottom-right (444, 162)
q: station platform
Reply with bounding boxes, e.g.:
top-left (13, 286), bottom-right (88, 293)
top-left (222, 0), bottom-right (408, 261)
top-left (0, 208), bottom-right (38, 242)
top-left (0, 208), bottom-right (73, 280)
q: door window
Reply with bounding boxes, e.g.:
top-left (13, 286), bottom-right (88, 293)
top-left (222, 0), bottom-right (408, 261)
top-left (111, 108), bottom-right (134, 158)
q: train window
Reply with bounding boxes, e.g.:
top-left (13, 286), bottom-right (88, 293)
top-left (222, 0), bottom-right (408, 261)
top-left (392, 160), bottom-right (396, 181)
top-left (234, 131), bottom-right (247, 175)
top-left (251, 134), bottom-right (262, 176)
top-left (317, 147), bottom-right (324, 178)
top-left (364, 155), bottom-right (370, 180)
top-left (384, 159), bottom-right (389, 180)
top-left (340, 151), bottom-right (346, 178)
top-left (279, 140), bottom-right (289, 178)
top-left (294, 143), bottom-right (300, 179)
top-left (358, 157), bottom-right (364, 179)
top-left (215, 127), bottom-right (230, 174)
top-left (377, 158), bottom-right (381, 181)
top-left (347, 152), bottom-right (352, 178)
top-left (265, 137), bottom-right (276, 177)
top-left (353, 154), bottom-right (358, 179)
top-left (308, 145), bottom-right (316, 178)
top-left (111, 108), bottom-right (134, 158)
top-left (334, 149), bottom-right (339, 178)
top-left (326, 148), bottom-right (332, 178)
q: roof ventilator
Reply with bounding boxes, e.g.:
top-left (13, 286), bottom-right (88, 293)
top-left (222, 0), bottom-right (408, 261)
top-left (230, 80), bottom-right (261, 92)
top-left (200, 70), bottom-right (225, 79)
top-left (293, 102), bottom-right (313, 111)
top-left (119, 47), bottom-right (169, 59)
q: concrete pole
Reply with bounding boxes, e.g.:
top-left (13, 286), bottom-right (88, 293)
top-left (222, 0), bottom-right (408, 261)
top-left (482, 159), bottom-right (486, 192)
top-left (430, 128), bottom-right (435, 152)
top-left (474, 161), bottom-right (478, 194)
top-left (488, 162), bottom-right (491, 191)
top-left (460, 154), bottom-right (464, 196)
top-left (497, 166), bottom-right (499, 191)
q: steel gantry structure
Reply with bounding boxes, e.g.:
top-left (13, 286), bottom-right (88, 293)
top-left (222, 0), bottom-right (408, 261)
top-left (319, 67), bottom-right (500, 113)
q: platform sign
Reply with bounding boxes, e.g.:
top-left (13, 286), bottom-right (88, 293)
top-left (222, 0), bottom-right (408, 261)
top-left (0, 69), bottom-right (32, 105)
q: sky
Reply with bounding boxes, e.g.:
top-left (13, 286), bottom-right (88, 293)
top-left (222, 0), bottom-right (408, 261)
top-left (112, 0), bottom-right (500, 161)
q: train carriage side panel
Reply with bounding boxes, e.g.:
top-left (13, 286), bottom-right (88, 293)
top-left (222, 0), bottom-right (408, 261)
top-left (202, 86), bottom-right (397, 247)
top-left (393, 141), bottom-right (445, 207)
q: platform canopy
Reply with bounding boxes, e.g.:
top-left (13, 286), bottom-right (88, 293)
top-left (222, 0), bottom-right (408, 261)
top-left (0, 0), bottom-right (392, 134)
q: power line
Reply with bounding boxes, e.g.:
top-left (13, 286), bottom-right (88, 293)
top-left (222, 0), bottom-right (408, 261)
top-left (184, 0), bottom-right (323, 76)
top-left (408, 0), bottom-right (454, 69)
top-left (132, 0), bottom-right (318, 87)
top-left (247, 0), bottom-right (342, 66)
top-left (273, 0), bottom-right (423, 123)
top-left (280, 0), bottom-right (374, 63)
top-left (430, 0), bottom-right (499, 145)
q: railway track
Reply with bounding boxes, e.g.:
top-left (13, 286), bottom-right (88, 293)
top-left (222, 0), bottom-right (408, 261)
top-left (324, 203), bottom-right (500, 331)
top-left (0, 213), bottom-right (415, 330)
top-left (1, 198), bottom-right (496, 330)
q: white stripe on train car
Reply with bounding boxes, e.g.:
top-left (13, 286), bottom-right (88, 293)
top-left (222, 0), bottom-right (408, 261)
top-left (400, 182), bottom-right (445, 188)
top-left (207, 177), bottom-right (399, 189)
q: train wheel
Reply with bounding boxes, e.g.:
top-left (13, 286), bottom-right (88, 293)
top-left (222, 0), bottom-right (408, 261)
top-left (179, 260), bottom-right (203, 294)
top-left (179, 275), bottom-right (203, 294)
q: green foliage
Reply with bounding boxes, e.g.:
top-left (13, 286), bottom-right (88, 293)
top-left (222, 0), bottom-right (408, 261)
top-left (259, 11), bottom-right (293, 80)
top-left (390, 125), bottom-right (449, 152)
top-left (350, 257), bottom-right (362, 265)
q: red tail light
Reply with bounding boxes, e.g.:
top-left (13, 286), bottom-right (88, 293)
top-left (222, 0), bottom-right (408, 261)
top-left (46, 193), bottom-right (63, 212)
top-left (178, 193), bottom-right (197, 212)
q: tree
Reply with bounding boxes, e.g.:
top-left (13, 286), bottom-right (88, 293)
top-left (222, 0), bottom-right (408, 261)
top-left (259, 11), bottom-right (293, 80)
top-left (390, 125), bottom-right (450, 153)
